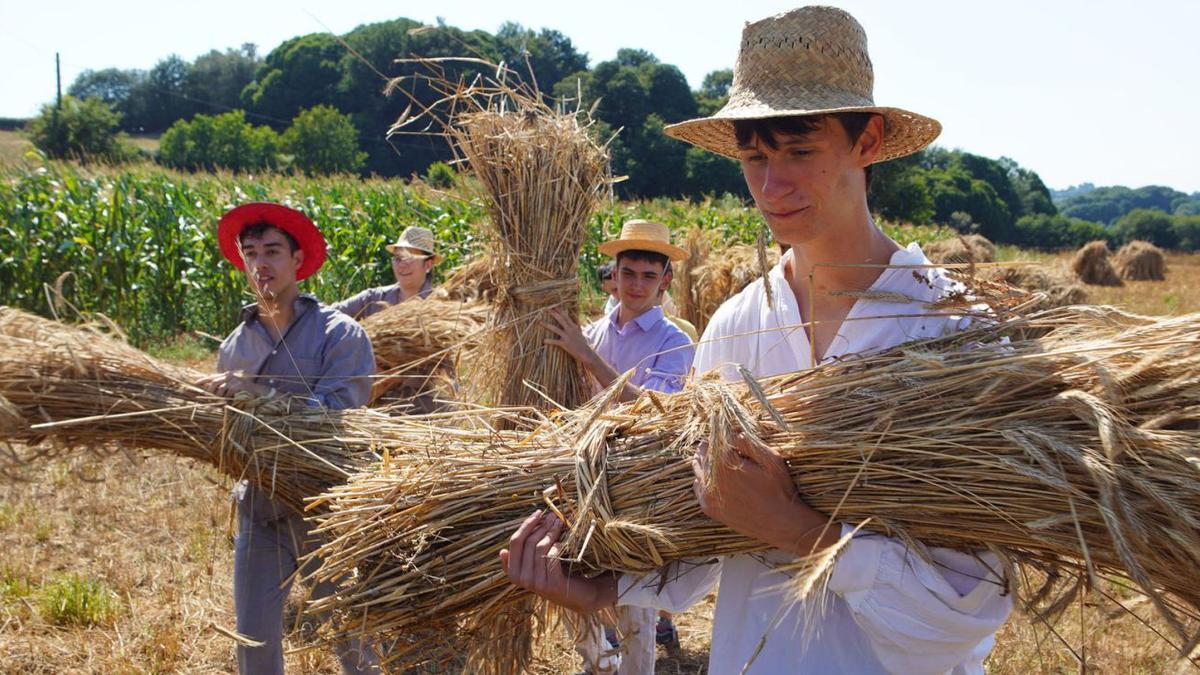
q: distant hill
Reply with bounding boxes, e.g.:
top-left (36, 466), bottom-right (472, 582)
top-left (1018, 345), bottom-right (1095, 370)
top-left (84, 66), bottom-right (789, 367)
top-left (1050, 183), bottom-right (1095, 203)
top-left (1056, 184), bottom-right (1200, 223)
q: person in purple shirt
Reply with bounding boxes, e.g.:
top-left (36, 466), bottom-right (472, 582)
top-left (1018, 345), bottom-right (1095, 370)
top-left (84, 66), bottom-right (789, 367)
top-left (198, 202), bottom-right (378, 675)
top-left (543, 219), bottom-right (694, 674)
top-left (333, 226), bottom-right (442, 320)
top-left (545, 219), bottom-right (694, 404)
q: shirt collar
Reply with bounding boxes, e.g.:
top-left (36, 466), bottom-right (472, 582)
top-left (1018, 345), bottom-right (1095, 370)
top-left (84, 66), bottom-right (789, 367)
top-left (238, 293), bottom-right (320, 324)
top-left (774, 242), bottom-right (934, 294)
top-left (606, 304), bottom-right (665, 333)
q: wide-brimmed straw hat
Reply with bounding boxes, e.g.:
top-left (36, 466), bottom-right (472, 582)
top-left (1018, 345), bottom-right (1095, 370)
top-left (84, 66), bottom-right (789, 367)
top-left (598, 220), bottom-right (688, 261)
top-left (385, 226), bottom-right (443, 264)
top-left (217, 202), bottom-right (326, 280)
top-left (664, 6), bottom-right (941, 163)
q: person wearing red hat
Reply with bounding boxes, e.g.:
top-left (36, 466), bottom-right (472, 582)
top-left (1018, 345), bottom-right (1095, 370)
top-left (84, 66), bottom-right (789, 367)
top-left (198, 202), bottom-right (379, 674)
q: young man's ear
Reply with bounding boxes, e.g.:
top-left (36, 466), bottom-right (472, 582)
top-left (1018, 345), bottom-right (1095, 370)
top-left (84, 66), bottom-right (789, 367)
top-left (293, 247), bottom-right (305, 270)
top-left (855, 114), bottom-right (885, 167)
top-left (661, 269), bottom-right (673, 292)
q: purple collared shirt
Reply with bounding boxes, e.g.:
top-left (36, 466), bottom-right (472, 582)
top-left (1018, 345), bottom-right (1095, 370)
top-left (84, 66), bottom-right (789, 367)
top-left (584, 305), bottom-right (694, 394)
top-left (332, 279), bottom-right (433, 320)
top-left (217, 294), bottom-right (376, 522)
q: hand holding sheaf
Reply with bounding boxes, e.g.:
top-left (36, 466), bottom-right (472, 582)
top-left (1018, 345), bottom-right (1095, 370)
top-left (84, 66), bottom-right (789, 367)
top-left (692, 432), bottom-right (839, 557)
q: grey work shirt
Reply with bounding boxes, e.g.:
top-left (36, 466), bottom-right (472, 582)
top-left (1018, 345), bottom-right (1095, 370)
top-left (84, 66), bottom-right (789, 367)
top-left (217, 293), bottom-right (375, 522)
top-left (332, 280), bottom-right (433, 320)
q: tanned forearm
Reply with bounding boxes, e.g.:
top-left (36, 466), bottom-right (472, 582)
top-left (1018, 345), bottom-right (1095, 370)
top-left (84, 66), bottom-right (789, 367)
top-left (580, 352), bottom-right (641, 403)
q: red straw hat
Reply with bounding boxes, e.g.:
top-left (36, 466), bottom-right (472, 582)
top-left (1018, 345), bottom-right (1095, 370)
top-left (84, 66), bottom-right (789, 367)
top-left (217, 202), bottom-right (327, 281)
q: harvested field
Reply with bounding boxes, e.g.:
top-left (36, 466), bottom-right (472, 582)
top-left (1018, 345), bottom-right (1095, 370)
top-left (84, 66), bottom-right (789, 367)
top-left (8, 252), bottom-right (1200, 672)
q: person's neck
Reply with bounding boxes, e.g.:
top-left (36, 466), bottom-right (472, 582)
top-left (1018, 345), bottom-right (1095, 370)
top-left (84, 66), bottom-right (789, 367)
top-left (784, 211), bottom-right (901, 297)
top-left (616, 302), bottom-right (654, 329)
top-left (398, 278), bottom-right (425, 301)
top-left (256, 285), bottom-right (300, 341)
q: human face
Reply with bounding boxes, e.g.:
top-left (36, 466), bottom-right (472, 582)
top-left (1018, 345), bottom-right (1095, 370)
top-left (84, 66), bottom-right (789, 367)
top-left (239, 227), bottom-right (303, 298)
top-left (736, 115), bottom-right (881, 248)
top-left (614, 257), bottom-right (671, 317)
top-left (391, 246), bottom-right (433, 286)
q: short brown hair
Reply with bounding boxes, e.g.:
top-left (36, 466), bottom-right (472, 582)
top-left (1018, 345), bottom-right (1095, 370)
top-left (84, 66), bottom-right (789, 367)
top-left (733, 113), bottom-right (876, 187)
top-left (239, 222), bottom-right (299, 253)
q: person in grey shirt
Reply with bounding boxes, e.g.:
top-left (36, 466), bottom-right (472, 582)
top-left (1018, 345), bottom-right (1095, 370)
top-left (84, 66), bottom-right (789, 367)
top-left (333, 226), bottom-right (442, 320)
top-left (198, 202), bottom-right (378, 674)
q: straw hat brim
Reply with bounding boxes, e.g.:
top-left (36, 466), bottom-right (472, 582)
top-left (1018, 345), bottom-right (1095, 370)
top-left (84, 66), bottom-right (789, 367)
top-left (664, 105), bottom-right (941, 164)
top-left (599, 239), bottom-right (689, 262)
top-left (385, 243), bottom-right (443, 265)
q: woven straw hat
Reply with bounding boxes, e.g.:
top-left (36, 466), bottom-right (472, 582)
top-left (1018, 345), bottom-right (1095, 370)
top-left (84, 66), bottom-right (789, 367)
top-left (386, 226), bottom-right (443, 264)
top-left (664, 6), bottom-right (941, 163)
top-left (598, 220), bottom-right (688, 261)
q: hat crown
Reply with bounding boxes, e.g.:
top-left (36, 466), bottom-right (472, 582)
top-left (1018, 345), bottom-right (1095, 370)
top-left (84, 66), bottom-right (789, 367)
top-left (729, 6), bottom-right (874, 113)
top-left (619, 219), bottom-right (671, 243)
top-left (396, 226), bottom-right (436, 253)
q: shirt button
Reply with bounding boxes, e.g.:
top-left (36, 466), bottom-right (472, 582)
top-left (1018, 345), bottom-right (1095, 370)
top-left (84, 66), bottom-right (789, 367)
top-left (271, 349), bottom-right (277, 355)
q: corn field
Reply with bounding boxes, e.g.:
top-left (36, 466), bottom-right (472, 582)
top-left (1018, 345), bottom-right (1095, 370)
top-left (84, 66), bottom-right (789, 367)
top-left (0, 159), bottom-right (951, 344)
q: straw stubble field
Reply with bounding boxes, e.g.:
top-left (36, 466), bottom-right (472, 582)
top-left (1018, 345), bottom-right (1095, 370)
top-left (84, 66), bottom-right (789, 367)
top-left (4, 255), bottom-right (1200, 673)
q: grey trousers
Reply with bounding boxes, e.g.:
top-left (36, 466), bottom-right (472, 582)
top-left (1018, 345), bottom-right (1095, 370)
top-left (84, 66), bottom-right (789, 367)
top-left (234, 506), bottom-right (379, 674)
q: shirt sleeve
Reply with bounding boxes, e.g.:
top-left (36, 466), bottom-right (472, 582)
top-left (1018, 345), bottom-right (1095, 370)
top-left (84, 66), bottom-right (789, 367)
top-left (616, 557), bottom-right (723, 613)
top-left (826, 523), bottom-right (1013, 673)
top-left (639, 330), bottom-right (695, 394)
top-left (309, 319), bottom-right (376, 409)
top-left (693, 294), bottom-right (749, 381)
top-left (331, 288), bottom-right (373, 320)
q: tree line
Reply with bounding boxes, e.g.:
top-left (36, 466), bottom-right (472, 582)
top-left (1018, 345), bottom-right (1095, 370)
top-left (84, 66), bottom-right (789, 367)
top-left (24, 16), bottom-right (1199, 251)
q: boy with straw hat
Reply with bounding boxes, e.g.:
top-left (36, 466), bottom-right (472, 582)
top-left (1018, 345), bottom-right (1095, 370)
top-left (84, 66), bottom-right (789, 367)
top-left (333, 226), bottom-right (443, 320)
top-left (505, 7), bottom-right (1012, 674)
top-left (198, 202), bottom-right (379, 674)
top-left (544, 219), bottom-right (695, 405)
top-left (544, 219), bottom-right (694, 674)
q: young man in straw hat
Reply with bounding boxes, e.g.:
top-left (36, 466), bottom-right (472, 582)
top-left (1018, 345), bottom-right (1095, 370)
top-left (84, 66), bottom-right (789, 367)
top-left (198, 202), bottom-right (379, 674)
top-left (504, 7), bottom-right (1012, 674)
top-left (333, 226), bottom-right (442, 320)
top-left (544, 219), bottom-right (694, 674)
top-left (545, 219), bottom-right (695, 406)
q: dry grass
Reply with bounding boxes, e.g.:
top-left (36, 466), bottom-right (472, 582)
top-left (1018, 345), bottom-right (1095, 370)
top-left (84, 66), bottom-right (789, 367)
top-left (0, 130), bottom-right (33, 165)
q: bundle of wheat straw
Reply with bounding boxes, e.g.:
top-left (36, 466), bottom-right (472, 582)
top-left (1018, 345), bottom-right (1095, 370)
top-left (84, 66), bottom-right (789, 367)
top-left (689, 243), bottom-right (781, 333)
top-left (923, 234), bottom-right (997, 265)
top-left (1113, 240), bottom-right (1168, 281)
top-left (670, 226), bottom-right (713, 332)
top-left (433, 255), bottom-right (501, 304)
top-left (388, 64), bottom-right (610, 415)
top-left (0, 313), bottom-right (399, 512)
top-left (358, 297), bottom-right (488, 405)
top-left (297, 305), bottom-right (1200, 672)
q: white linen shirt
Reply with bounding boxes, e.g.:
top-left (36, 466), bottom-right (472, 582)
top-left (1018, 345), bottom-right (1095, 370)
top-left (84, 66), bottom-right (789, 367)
top-left (617, 243), bottom-right (1013, 674)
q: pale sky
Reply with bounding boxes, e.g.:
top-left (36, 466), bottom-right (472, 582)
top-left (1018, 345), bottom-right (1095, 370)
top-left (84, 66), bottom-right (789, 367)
top-left (1, 0), bottom-right (1197, 193)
